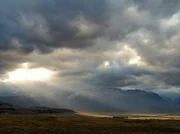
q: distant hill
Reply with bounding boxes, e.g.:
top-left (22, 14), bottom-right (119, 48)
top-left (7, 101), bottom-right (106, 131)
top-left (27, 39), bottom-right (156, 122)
top-left (0, 101), bottom-right (75, 115)
top-left (0, 96), bottom-right (40, 107)
top-left (0, 102), bottom-right (13, 106)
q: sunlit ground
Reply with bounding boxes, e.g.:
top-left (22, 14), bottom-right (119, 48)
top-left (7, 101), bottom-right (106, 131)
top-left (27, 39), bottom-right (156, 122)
top-left (76, 111), bottom-right (180, 120)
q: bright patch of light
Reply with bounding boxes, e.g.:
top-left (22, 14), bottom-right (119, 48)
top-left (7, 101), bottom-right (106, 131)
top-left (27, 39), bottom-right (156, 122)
top-left (124, 45), bottom-right (129, 50)
top-left (5, 63), bottom-right (53, 82)
top-left (23, 62), bottom-right (28, 68)
top-left (161, 12), bottom-right (180, 28)
top-left (7, 68), bottom-right (53, 82)
top-left (104, 61), bottom-right (110, 68)
top-left (122, 45), bottom-right (144, 65)
top-left (142, 39), bottom-right (149, 44)
top-left (129, 56), bottom-right (141, 65)
top-left (98, 61), bottom-right (110, 69)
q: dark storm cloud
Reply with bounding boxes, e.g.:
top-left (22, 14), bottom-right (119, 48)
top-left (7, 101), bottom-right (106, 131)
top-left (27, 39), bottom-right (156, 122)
top-left (133, 0), bottom-right (180, 17)
top-left (86, 64), bottom-right (155, 88)
top-left (0, 0), bottom-right (108, 53)
top-left (0, 0), bottom-right (179, 53)
top-left (157, 71), bottom-right (180, 87)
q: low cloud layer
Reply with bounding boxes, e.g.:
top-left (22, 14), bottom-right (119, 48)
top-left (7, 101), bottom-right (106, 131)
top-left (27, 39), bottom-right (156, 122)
top-left (0, 0), bottom-right (180, 109)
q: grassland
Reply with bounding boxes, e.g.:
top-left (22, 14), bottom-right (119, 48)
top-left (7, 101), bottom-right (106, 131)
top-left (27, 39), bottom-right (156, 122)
top-left (0, 114), bottom-right (180, 134)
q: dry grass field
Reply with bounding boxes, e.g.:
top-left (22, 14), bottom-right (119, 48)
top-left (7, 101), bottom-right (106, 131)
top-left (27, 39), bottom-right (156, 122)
top-left (77, 111), bottom-right (180, 120)
top-left (0, 114), bottom-right (180, 134)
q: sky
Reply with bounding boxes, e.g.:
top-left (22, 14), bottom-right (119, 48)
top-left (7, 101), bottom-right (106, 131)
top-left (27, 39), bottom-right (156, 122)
top-left (0, 0), bottom-right (180, 104)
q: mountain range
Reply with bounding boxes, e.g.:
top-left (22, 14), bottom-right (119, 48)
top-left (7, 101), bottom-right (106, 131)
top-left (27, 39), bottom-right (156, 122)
top-left (0, 89), bottom-right (180, 113)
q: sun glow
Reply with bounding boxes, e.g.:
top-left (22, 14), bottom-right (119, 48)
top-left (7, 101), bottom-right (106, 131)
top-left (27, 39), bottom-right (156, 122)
top-left (5, 63), bottom-right (53, 82)
top-left (129, 56), bottom-right (141, 65)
